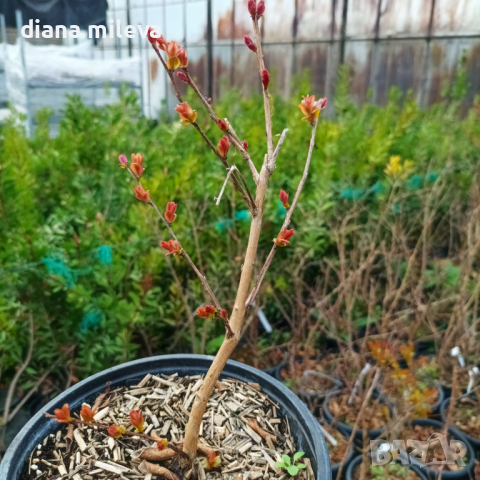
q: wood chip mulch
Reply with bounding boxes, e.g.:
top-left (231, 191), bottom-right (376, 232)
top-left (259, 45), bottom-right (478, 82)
top-left (22, 373), bottom-right (314, 480)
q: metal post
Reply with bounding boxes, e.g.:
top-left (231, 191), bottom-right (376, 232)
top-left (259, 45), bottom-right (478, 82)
top-left (292, 0), bottom-right (298, 72)
top-left (111, 0), bottom-right (121, 59)
top-left (1, 14), bottom-right (7, 52)
top-left (324, 0), bottom-right (337, 117)
top-left (15, 9), bottom-right (32, 137)
top-left (126, 0), bottom-right (133, 58)
top-left (339, 0), bottom-right (349, 64)
top-left (288, 0), bottom-right (298, 98)
top-left (142, 0), bottom-right (151, 118)
top-left (230, 0), bottom-right (235, 88)
top-left (369, 0), bottom-right (383, 104)
top-left (162, 0), bottom-right (168, 115)
top-left (183, 0), bottom-right (187, 47)
top-left (419, 0), bottom-right (436, 107)
top-left (206, 0), bottom-right (213, 101)
top-left (1, 12), bottom-right (8, 110)
top-left (138, 26), bottom-right (145, 116)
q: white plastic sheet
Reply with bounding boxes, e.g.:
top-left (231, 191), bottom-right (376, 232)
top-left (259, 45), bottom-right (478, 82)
top-left (5, 39), bottom-right (141, 88)
top-left (1, 38), bottom-right (143, 134)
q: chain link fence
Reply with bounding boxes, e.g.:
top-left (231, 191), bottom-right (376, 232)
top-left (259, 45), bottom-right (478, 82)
top-left (1, 0), bottom-right (479, 135)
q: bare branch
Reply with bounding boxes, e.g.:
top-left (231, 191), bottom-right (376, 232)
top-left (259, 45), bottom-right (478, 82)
top-left (251, 18), bottom-right (274, 160)
top-left (2, 313), bottom-right (34, 432)
top-left (335, 369), bottom-right (382, 480)
top-left (151, 44), bottom-right (183, 103)
top-left (183, 69), bottom-right (259, 183)
top-left (192, 121), bottom-right (256, 213)
top-left (126, 169), bottom-right (223, 313)
top-left (216, 312), bottom-right (234, 339)
top-left (144, 31), bottom-right (320, 466)
top-left (246, 120), bottom-right (318, 307)
top-left (150, 45), bottom-right (255, 212)
top-left (166, 256), bottom-right (197, 350)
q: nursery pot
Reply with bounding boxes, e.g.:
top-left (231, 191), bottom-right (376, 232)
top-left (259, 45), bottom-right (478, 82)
top-left (0, 354), bottom-right (332, 480)
top-left (262, 359), bottom-right (285, 377)
top-left (330, 443), bottom-right (355, 480)
top-left (345, 454), bottom-right (429, 480)
top-left (440, 396), bottom-right (480, 455)
top-left (407, 418), bottom-right (475, 480)
top-left (274, 358), bottom-right (343, 404)
top-left (273, 354), bottom-right (320, 384)
top-left (322, 391), bottom-right (390, 442)
top-left (429, 382), bottom-right (446, 414)
top-left (375, 382), bottom-right (445, 416)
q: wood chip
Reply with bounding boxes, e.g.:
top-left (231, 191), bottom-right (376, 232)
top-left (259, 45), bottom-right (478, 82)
top-left (262, 449), bottom-right (281, 474)
top-left (93, 407), bottom-right (109, 421)
top-left (92, 460), bottom-right (126, 474)
top-left (25, 373), bottom-right (307, 480)
top-left (247, 418), bottom-right (276, 444)
top-left (73, 429), bottom-right (87, 452)
top-left (239, 442), bottom-right (253, 454)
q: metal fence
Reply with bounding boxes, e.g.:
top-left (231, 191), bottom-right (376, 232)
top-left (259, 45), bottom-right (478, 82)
top-left (1, 0), bottom-right (480, 134)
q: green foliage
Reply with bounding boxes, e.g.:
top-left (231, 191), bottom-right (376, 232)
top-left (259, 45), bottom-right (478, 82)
top-left (370, 463), bottom-right (415, 479)
top-left (1, 68), bottom-right (479, 393)
top-left (275, 452), bottom-right (306, 476)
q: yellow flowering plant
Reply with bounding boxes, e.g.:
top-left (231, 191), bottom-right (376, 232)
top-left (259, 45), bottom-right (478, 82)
top-left (384, 155), bottom-right (414, 180)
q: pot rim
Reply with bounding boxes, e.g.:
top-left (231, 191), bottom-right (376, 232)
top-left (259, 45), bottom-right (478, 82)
top-left (439, 396), bottom-right (480, 447)
top-left (408, 418), bottom-right (476, 479)
top-left (1, 354), bottom-right (331, 480)
top-left (323, 390), bottom-right (390, 438)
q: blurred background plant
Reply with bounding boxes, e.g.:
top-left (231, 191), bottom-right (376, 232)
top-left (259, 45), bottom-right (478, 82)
top-left (1, 65), bottom-right (480, 454)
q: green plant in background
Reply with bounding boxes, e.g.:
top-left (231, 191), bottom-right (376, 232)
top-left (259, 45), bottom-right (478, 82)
top-left (0, 61), bottom-right (479, 406)
top-left (371, 463), bottom-right (416, 479)
top-left (275, 452), bottom-right (306, 476)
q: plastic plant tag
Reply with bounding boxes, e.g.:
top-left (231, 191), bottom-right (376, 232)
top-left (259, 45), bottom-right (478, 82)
top-left (451, 346), bottom-right (465, 368)
top-left (348, 363), bottom-right (371, 405)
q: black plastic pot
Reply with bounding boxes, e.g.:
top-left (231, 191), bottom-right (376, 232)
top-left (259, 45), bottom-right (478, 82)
top-left (440, 396), bottom-right (480, 455)
top-left (330, 442), bottom-right (356, 479)
top-left (429, 382), bottom-right (446, 414)
top-left (323, 391), bottom-right (390, 442)
top-left (0, 354), bottom-right (331, 480)
top-left (274, 359), bottom-right (342, 404)
top-left (414, 341), bottom-right (436, 358)
top-left (345, 454), bottom-right (428, 480)
top-left (273, 359), bottom-right (288, 381)
top-left (262, 361), bottom-right (283, 377)
top-left (407, 418), bottom-right (475, 479)
top-left (441, 384), bottom-right (453, 399)
top-left (273, 355), bottom-right (321, 384)
top-left (375, 382), bottom-right (445, 416)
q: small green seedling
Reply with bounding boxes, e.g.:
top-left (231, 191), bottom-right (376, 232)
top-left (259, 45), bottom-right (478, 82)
top-left (371, 464), bottom-right (412, 479)
top-left (275, 452), bottom-right (306, 477)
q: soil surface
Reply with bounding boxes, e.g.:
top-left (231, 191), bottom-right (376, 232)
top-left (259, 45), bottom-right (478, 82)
top-left (280, 357), bottom-right (337, 395)
top-left (322, 424), bottom-right (349, 465)
top-left (328, 391), bottom-right (390, 430)
top-left (451, 396), bottom-right (480, 438)
top-left (20, 373), bottom-right (312, 480)
top-left (400, 424), bottom-right (467, 472)
top-left (432, 356), bottom-right (471, 391)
